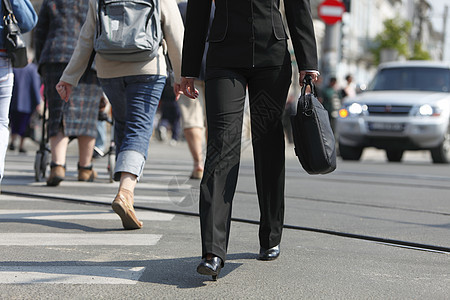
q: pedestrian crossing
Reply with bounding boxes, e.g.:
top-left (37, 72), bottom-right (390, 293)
top-left (0, 266), bottom-right (146, 284)
top-left (0, 210), bottom-right (174, 221)
top-left (0, 233), bottom-right (162, 246)
top-left (3, 157), bottom-right (196, 187)
top-left (3, 174), bottom-right (195, 206)
top-left (0, 194), bottom-right (176, 284)
top-left (1, 152), bottom-right (200, 286)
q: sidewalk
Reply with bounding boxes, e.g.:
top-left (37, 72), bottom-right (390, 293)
top-left (1, 139), bottom-right (449, 299)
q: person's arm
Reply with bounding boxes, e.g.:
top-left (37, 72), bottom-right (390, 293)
top-left (284, 0), bottom-right (318, 71)
top-left (11, 0), bottom-right (38, 33)
top-left (284, 0), bottom-right (319, 84)
top-left (161, 0), bottom-right (184, 84)
top-left (180, 0), bottom-right (211, 98)
top-left (180, 0), bottom-right (212, 78)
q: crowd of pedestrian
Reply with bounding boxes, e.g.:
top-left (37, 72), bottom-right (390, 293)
top-left (1, 0), bottom-right (359, 282)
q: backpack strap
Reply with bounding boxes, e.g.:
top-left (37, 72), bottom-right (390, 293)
top-left (96, 0), bottom-right (104, 37)
top-left (2, 0), bottom-right (13, 16)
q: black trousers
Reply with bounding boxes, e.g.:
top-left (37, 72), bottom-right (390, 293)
top-left (200, 63), bottom-right (292, 262)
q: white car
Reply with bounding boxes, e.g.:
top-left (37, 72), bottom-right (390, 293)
top-left (337, 61), bottom-right (450, 163)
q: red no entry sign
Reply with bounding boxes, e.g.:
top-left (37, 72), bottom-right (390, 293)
top-left (318, 0), bottom-right (346, 25)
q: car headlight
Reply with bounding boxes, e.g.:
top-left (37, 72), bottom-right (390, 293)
top-left (339, 103), bottom-right (367, 118)
top-left (415, 104), bottom-right (441, 117)
top-left (418, 104), bottom-right (433, 116)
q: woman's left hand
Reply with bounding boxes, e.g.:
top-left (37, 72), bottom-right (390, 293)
top-left (180, 77), bottom-right (199, 99)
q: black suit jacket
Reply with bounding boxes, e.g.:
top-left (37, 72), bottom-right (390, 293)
top-left (181, 0), bottom-right (318, 78)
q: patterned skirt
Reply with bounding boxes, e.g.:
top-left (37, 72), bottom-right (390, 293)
top-left (41, 63), bottom-right (103, 138)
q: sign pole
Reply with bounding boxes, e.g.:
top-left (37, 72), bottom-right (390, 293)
top-left (318, 0), bottom-right (346, 83)
top-left (321, 24), bottom-right (340, 84)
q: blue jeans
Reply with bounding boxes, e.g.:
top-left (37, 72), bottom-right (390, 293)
top-left (95, 120), bottom-right (107, 152)
top-left (0, 54), bottom-right (13, 184)
top-left (99, 75), bottom-right (166, 181)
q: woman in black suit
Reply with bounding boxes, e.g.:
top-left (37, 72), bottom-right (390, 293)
top-left (180, 0), bottom-right (319, 280)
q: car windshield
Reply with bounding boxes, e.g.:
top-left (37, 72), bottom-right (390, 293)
top-left (368, 67), bottom-right (450, 92)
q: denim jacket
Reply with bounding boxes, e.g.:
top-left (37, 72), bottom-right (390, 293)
top-left (0, 0), bottom-right (38, 49)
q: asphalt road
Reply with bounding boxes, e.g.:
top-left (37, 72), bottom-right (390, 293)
top-left (1, 139), bottom-right (449, 299)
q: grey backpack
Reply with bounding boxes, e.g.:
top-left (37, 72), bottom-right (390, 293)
top-left (94, 0), bottom-right (162, 62)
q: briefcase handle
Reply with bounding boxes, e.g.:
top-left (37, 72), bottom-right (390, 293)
top-left (301, 74), bottom-right (317, 97)
top-left (299, 75), bottom-right (318, 115)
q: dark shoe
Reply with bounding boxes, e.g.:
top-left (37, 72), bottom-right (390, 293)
top-left (197, 256), bottom-right (223, 281)
top-left (258, 245), bottom-right (280, 261)
top-left (19, 148), bottom-right (27, 153)
top-left (8, 144), bottom-right (15, 151)
top-left (46, 163), bottom-right (66, 187)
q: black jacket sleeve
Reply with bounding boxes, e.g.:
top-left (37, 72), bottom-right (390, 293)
top-left (181, 0), bottom-right (213, 77)
top-left (284, 0), bottom-right (318, 70)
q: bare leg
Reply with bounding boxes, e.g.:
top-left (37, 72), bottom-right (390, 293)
top-left (50, 131), bottom-right (69, 165)
top-left (77, 135), bottom-right (95, 167)
top-left (112, 172), bottom-right (143, 229)
top-left (47, 131), bottom-right (68, 186)
top-left (118, 172), bottom-right (137, 196)
top-left (184, 127), bottom-right (204, 175)
top-left (8, 133), bottom-right (18, 149)
top-left (18, 136), bottom-right (25, 151)
top-left (77, 135), bottom-right (98, 181)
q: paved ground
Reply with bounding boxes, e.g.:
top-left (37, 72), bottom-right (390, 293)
top-left (0, 138), bottom-right (449, 299)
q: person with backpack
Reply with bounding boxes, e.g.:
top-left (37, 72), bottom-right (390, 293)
top-left (56, 0), bottom-right (184, 230)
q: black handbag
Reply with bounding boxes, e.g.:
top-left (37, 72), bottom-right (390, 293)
top-left (2, 0), bottom-right (28, 68)
top-left (290, 75), bottom-right (337, 174)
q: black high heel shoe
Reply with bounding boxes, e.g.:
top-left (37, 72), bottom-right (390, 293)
top-left (257, 245), bottom-right (280, 261)
top-left (196, 256), bottom-right (223, 281)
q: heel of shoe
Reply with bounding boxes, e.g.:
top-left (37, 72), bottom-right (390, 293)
top-left (190, 169), bottom-right (204, 179)
top-left (197, 256), bottom-right (223, 281)
top-left (78, 163), bottom-right (97, 182)
top-left (46, 162), bottom-right (66, 187)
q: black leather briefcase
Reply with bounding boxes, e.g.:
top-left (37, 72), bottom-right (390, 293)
top-left (290, 75), bottom-right (336, 175)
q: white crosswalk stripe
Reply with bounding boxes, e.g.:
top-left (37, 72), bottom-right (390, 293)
top-left (0, 266), bottom-right (146, 284)
top-left (0, 210), bottom-right (174, 221)
top-left (0, 193), bottom-right (179, 284)
top-left (4, 181), bottom-right (193, 205)
top-left (0, 233), bottom-right (162, 246)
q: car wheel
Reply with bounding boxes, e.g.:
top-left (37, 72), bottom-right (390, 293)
top-left (430, 126), bottom-right (450, 164)
top-left (386, 149), bottom-right (404, 162)
top-left (339, 142), bottom-right (363, 161)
